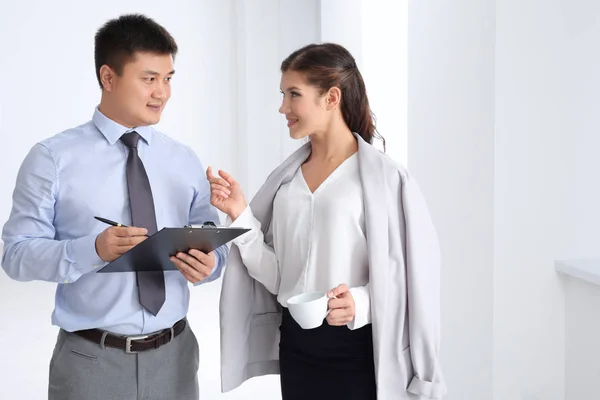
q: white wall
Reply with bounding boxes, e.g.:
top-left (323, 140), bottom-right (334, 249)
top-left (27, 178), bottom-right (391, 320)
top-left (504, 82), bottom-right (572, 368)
top-left (564, 275), bottom-right (600, 399)
top-left (560, 5), bottom-right (600, 393)
top-left (560, 5), bottom-right (600, 394)
top-left (408, 1), bottom-right (496, 399)
top-left (561, 0), bottom-right (600, 255)
top-left (494, 0), bottom-right (600, 398)
top-left (494, 1), bottom-right (569, 398)
top-left (411, 0), bottom-right (600, 399)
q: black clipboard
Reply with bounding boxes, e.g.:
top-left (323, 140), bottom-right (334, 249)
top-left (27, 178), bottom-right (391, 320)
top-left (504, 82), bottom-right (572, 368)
top-left (97, 226), bottom-right (250, 273)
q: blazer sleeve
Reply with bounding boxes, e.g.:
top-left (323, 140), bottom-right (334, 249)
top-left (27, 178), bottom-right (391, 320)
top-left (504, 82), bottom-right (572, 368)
top-left (402, 173), bottom-right (447, 399)
top-left (228, 206), bottom-right (280, 295)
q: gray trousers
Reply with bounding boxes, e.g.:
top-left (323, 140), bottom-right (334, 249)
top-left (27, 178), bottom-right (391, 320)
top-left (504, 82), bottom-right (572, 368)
top-left (48, 324), bottom-right (200, 400)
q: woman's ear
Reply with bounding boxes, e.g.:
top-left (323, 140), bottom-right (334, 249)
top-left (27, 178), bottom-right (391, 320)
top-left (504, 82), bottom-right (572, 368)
top-left (325, 87), bottom-right (342, 110)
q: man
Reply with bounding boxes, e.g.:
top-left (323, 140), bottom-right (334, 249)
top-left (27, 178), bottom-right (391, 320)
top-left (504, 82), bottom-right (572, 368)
top-left (1, 14), bottom-right (227, 400)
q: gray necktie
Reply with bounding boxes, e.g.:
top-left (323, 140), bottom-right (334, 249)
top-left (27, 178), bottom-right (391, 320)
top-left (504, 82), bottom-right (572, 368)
top-left (121, 131), bottom-right (165, 316)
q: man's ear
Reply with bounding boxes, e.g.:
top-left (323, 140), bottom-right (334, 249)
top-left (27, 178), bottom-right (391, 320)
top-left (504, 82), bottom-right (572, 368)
top-left (99, 65), bottom-right (116, 91)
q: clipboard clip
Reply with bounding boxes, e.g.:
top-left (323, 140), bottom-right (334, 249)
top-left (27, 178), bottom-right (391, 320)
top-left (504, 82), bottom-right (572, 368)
top-left (183, 221), bottom-right (217, 229)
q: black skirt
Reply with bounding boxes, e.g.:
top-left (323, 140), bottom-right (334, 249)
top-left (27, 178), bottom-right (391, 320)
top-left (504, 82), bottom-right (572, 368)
top-left (279, 307), bottom-right (377, 400)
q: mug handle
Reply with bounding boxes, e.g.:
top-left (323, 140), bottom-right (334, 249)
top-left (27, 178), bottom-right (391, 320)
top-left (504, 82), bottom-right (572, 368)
top-left (325, 294), bottom-right (337, 316)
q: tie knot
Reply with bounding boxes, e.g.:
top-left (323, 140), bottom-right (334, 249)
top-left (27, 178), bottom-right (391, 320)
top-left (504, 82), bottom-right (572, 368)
top-left (120, 131), bottom-right (140, 149)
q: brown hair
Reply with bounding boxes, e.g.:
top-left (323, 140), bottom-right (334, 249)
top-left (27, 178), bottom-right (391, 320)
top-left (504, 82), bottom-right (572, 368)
top-left (281, 43), bottom-right (385, 149)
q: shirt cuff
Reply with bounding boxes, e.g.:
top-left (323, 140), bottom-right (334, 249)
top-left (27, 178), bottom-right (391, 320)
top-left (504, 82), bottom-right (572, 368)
top-left (193, 250), bottom-right (222, 286)
top-left (226, 206), bottom-right (258, 246)
top-left (407, 375), bottom-right (447, 399)
top-left (66, 234), bottom-right (106, 281)
top-left (347, 285), bottom-right (371, 330)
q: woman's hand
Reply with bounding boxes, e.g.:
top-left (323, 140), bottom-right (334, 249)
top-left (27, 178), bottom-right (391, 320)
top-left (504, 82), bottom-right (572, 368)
top-left (326, 284), bottom-right (356, 326)
top-left (206, 166), bottom-right (247, 221)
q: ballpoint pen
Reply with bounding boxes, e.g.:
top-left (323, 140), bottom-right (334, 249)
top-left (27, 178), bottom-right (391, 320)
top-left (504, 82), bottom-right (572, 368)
top-left (94, 216), bottom-right (151, 237)
top-left (94, 216), bottom-right (129, 227)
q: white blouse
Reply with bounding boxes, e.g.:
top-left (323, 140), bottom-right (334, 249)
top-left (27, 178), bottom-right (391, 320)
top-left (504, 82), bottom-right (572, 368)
top-left (230, 153), bottom-right (371, 329)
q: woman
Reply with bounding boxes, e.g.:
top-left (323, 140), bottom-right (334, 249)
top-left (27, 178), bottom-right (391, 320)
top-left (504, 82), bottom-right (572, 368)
top-left (211, 43), bottom-right (446, 400)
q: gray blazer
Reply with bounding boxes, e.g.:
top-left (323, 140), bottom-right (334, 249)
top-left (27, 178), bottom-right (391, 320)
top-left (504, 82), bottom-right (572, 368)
top-left (219, 133), bottom-right (447, 399)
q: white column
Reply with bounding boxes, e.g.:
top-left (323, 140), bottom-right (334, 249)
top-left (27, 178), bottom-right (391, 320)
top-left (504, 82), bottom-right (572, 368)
top-left (408, 1), bottom-right (496, 399)
top-left (319, 0), bottom-right (408, 164)
top-left (361, 0), bottom-right (408, 163)
top-left (319, 0), bottom-right (364, 64)
top-left (234, 0), bottom-right (282, 198)
top-left (278, 0), bottom-right (321, 162)
top-left (493, 0), bottom-right (577, 398)
top-left (234, 0), bottom-right (319, 199)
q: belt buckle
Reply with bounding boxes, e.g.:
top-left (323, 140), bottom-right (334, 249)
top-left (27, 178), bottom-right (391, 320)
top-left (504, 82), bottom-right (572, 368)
top-left (125, 335), bottom-right (148, 354)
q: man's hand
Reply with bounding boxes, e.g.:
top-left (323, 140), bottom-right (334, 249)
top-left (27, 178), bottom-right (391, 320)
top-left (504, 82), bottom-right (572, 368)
top-left (95, 226), bottom-right (148, 262)
top-left (170, 250), bottom-right (216, 284)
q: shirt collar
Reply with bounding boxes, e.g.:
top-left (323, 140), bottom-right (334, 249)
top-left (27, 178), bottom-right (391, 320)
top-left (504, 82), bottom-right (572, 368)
top-left (92, 107), bottom-right (154, 146)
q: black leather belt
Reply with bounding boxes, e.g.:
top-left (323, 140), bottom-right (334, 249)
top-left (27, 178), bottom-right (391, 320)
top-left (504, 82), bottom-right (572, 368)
top-left (73, 318), bottom-right (186, 354)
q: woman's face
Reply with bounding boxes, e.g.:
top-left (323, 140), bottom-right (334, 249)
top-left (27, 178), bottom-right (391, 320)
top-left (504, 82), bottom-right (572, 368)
top-left (279, 70), bottom-right (330, 140)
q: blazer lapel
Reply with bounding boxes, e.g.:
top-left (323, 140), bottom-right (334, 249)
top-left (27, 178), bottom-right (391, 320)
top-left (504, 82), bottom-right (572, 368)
top-left (355, 134), bottom-right (390, 343)
top-left (249, 142), bottom-right (311, 241)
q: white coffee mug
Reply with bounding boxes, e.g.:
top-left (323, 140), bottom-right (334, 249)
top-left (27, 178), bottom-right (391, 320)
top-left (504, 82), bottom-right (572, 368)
top-left (287, 292), bottom-right (330, 329)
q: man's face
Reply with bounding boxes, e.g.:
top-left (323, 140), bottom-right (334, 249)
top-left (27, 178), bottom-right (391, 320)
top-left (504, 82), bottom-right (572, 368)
top-left (103, 52), bottom-right (175, 127)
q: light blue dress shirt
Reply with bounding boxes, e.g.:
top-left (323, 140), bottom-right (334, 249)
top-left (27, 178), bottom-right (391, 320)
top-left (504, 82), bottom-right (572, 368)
top-left (1, 108), bottom-right (228, 335)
